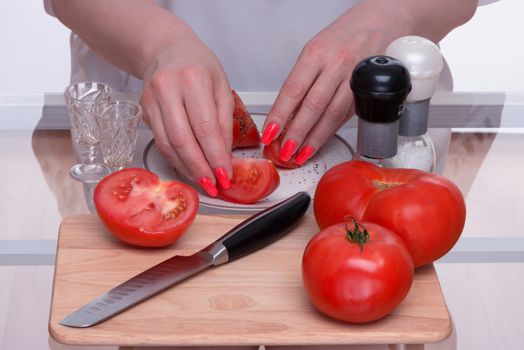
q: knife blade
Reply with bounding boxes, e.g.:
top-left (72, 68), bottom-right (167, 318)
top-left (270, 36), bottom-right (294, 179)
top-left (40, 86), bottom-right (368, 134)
top-left (60, 191), bottom-right (311, 328)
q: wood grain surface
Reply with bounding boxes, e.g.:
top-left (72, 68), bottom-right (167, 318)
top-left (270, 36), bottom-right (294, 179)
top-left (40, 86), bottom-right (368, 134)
top-left (49, 214), bottom-right (451, 347)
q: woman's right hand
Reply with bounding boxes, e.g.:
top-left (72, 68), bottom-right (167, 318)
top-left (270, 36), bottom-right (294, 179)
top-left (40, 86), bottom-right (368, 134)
top-left (50, 1), bottom-right (234, 196)
top-left (140, 29), bottom-right (234, 197)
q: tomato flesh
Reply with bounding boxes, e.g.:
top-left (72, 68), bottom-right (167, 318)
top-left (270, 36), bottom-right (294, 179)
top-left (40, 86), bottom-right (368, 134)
top-left (94, 168), bottom-right (199, 247)
top-left (232, 90), bottom-right (260, 148)
top-left (302, 221), bottom-right (414, 323)
top-left (218, 158), bottom-right (280, 204)
top-left (263, 137), bottom-right (300, 169)
top-left (313, 160), bottom-right (466, 267)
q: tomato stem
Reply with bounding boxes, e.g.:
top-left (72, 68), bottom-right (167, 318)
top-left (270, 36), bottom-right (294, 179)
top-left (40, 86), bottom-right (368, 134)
top-left (372, 179), bottom-right (403, 191)
top-left (345, 218), bottom-right (370, 252)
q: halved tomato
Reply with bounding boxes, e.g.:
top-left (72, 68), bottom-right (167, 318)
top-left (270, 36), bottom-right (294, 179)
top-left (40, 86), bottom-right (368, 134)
top-left (232, 90), bottom-right (260, 148)
top-left (94, 168), bottom-right (199, 247)
top-left (218, 158), bottom-right (280, 204)
top-left (263, 137), bottom-right (300, 169)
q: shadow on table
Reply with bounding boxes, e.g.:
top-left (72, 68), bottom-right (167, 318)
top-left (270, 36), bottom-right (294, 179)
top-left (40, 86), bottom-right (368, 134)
top-left (443, 131), bottom-right (497, 198)
top-left (31, 127), bottom-right (91, 219)
top-left (432, 92), bottom-right (506, 197)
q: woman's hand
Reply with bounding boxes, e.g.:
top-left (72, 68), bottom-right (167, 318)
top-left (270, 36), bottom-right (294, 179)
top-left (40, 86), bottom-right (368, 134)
top-left (261, 3), bottom-right (408, 165)
top-left (51, 0), bottom-right (234, 197)
top-left (140, 30), bottom-right (234, 197)
top-left (261, 0), bottom-right (476, 166)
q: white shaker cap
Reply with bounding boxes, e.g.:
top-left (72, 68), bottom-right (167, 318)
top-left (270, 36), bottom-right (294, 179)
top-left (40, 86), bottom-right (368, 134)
top-left (385, 36), bottom-right (443, 102)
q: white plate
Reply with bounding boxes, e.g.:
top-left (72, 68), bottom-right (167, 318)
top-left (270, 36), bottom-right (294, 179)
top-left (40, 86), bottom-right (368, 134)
top-left (142, 116), bottom-right (353, 211)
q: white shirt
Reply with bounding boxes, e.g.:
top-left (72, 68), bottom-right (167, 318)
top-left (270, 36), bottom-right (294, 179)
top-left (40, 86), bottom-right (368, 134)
top-left (44, 0), bottom-right (497, 93)
top-left (46, 0), bottom-right (361, 92)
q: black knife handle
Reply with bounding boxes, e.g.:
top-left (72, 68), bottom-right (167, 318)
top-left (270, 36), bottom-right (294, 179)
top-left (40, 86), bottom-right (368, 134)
top-left (206, 192), bottom-right (311, 263)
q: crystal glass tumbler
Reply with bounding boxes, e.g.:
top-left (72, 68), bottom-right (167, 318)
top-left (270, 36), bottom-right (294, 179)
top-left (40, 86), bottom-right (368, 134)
top-left (64, 82), bottom-right (112, 183)
top-left (95, 100), bottom-right (143, 171)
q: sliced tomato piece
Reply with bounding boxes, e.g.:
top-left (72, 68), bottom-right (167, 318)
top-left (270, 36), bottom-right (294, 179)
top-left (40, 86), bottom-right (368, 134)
top-left (218, 158), bottom-right (280, 204)
top-left (232, 90), bottom-right (261, 148)
top-left (94, 168), bottom-right (199, 247)
top-left (263, 137), bottom-right (300, 169)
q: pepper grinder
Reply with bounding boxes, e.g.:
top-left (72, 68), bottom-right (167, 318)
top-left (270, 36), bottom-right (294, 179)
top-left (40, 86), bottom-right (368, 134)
top-left (386, 36), bottom-right (443, 172)
top-left (350, 55), bottom-right (411, 167)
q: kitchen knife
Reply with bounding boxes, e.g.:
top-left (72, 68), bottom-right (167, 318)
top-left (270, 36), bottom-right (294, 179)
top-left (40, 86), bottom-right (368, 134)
top-left (60, 191), bottom-right (311, 328)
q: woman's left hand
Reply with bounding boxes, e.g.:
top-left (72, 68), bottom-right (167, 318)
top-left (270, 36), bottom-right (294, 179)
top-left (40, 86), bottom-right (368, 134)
top-left (261, 2), bottom-right (411, 165)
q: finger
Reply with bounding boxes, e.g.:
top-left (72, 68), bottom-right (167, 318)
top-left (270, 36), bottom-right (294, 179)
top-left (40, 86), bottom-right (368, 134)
top-left (154, 138), bottom-right (192, 181)
top-left (215, 83), bottom-right (234, 154)
top-left (184, 81), bottom-right (233, 190)
top-left (278, 69), bottom-right (342, 162)
top-left (295, 81), bottom-right (354, 166)
top-left (157, 92), bottom-right (219, 197)
top-left (139, 88), bottom-right (154, 129)
top-left (140, 92), bottom-right (192, 179)
top-left (262, 58), bottom-right (320, 145)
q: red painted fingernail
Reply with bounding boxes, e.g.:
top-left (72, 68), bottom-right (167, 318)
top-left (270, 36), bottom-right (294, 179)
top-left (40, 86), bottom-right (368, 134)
top-left (214, 167), bottom-right (231, 190)
top-left (261, 122), bottom-right (279, 145)
top-left (295, 145), bottom-right (315, 166)
top-left (198, 177), bottom-right (218, 197)
top-left (279, 139), bottom-right (298, 162)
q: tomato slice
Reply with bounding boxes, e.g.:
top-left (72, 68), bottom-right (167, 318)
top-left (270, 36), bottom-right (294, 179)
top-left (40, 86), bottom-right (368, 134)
top-left (94, 168), bottom-right (199, 247)
top-left (263, 137), bottom-right (300, 169)
top-left (232, 90), bottom-right (261, 148)
top-left (218, 158), bottom-right (280, 204)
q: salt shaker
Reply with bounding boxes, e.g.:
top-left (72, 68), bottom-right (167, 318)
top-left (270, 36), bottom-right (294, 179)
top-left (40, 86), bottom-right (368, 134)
top-left (350, 55), bottom-right (411, 168)
top-left (386, 36), bottom-right (443, 172)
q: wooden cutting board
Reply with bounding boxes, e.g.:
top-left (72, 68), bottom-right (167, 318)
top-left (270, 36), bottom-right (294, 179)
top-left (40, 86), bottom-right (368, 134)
top-left (49, 214), bottom-right (451, 347)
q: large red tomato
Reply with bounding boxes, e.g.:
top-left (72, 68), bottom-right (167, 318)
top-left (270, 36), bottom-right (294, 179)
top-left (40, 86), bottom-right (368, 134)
top-left (302, 219), bottom-right (414, 323)
top-left (94, 168), bottom-right (199, 247)
top-left (232, 90), bottom-right (260, 148)
top-left (218, 158), bottom-right (280, 204)
top-left (313, 160), bottom-right (466, 267)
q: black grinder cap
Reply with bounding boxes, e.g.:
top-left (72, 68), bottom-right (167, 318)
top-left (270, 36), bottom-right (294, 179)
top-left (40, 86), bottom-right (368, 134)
top-left (350, 56), bottom-right (411, 124)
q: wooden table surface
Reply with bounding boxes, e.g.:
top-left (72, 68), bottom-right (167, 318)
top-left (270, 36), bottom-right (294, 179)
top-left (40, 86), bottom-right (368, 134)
top-left (49, 214), bottom-right (452, 347)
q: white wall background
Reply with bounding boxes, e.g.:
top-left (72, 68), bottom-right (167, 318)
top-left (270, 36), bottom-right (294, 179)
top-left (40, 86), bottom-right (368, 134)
top-left (441, 0), bottom-right (524, 92)
top-left (0, 1), bottom-right (70, 94)
top-left (0, 0), bottom-right (522, 94)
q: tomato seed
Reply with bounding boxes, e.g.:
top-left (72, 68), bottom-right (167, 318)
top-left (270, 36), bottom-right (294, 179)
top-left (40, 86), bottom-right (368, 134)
top-left (161, 199), bottom-right (187, 221)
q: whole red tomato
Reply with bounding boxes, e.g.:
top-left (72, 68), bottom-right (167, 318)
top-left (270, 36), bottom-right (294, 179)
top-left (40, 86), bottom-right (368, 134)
top-left (217, 158), bottom-right (280, 204)
top-left (94, 168), bottom-right (199, 247)
top-left (302, 219), bottom-right (414, 323)
top-left (314, 160), bottom-right (466, 267)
